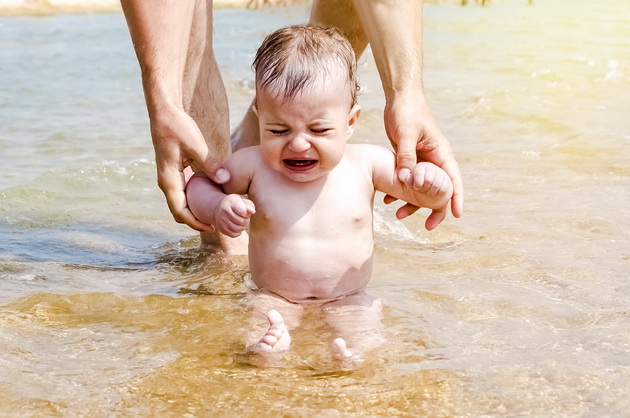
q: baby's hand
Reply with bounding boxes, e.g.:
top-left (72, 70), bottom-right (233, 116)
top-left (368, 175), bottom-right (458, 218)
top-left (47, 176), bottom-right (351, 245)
top-left (214, 194), bottom-right (256, 237)
top-left (402, 162), bottom-right (453, 198)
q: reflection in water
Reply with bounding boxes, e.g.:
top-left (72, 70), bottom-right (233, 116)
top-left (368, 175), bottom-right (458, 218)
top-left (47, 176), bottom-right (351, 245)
top-left (1, 0), bottom-right (629, 415)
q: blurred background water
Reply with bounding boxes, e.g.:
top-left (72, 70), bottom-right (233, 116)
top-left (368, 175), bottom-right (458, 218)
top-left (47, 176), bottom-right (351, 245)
top-left (0, 0), bottom-right (629, 415)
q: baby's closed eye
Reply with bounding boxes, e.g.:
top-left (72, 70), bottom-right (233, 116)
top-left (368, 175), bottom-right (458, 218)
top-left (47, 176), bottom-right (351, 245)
top-left (269, 129), bottom-right (288, 135)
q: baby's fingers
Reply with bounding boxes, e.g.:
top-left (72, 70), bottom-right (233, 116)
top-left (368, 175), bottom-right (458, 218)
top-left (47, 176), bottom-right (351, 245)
top-left (425, 206), bottom-right (447, 231)
top-left (242, 198), bottom-right (256, 216)
top-left (409, 164), bottom-right (432, 193)
top-left (231, 197), bottom-right (255, 218)
top-left (427, 170), bottom-right (453, 197)
top-left (220, 211), bottom-right (250, 237)
top-left (426, 174), bottom-right (447, 196)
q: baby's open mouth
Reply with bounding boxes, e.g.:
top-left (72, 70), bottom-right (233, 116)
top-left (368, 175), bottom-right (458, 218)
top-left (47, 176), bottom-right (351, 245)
top-left (283, 159), bottom-right (318, 170)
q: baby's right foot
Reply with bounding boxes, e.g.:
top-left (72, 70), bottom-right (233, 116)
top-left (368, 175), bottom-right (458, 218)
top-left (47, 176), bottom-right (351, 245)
top-left (252, 309), bottom-right (291, 354)
top-left (331, 338), bottom-right (353, 360)
top-left (331, 338), bottom-right (365, 367)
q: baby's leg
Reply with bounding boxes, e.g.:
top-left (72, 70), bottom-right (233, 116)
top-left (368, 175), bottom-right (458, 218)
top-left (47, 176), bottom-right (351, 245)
top-left (322, 292), bottom-right (385, 362)
top-left (245, 291), bottom-right (303, 355)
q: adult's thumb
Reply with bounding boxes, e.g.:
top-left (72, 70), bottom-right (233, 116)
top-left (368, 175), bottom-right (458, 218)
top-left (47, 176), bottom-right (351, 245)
top-left (212, 167), bottom-right (231, 184)
top-left (395, 135), bottom-right (418, 182)
top-left (200, 156), bottom-right (230, 185)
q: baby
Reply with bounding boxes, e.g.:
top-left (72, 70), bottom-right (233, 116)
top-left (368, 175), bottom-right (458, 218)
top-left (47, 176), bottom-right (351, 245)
top-left (186, 25), bottom-right (453, 361)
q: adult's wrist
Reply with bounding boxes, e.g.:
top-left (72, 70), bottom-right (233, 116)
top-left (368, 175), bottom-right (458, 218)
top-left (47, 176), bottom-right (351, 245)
top-left (140, 72), bottom-right (183, 119)
top-left (385, 86), bottom-right (425, 102)
top-left (145, 94), bottom-right (183, 125)
top-left (385, 88), bottom-right (432, 117)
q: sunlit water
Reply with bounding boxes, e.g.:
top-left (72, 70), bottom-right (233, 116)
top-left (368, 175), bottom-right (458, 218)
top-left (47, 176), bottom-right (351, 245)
top-left (1, 0), bottom-right (629, 415)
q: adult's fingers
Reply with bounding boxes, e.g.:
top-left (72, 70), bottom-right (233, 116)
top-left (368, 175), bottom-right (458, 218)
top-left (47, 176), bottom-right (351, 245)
top-left (185, 142), bottom-right (231, 185)
top-left (159, 165), bottom-right (214, 231)
top-left (391, 200), bottom-right (447, 231)
top-left (440, 157), bottom-right (464, 218)
top-left (383, 194), bottom-right (398, 205)
top-left (424, 206), bottom-right (447, 231)
top-left (395, 202), bottom-right (421, 220)
top-left (157, 165), bottom-right (186, 222)
top-left (395, 132), bottom-right (419, 182)
top-left (384, 194), bottom-right (422, 220)
top-left (387, 194), bottom-right (447, 230)
top-left (200, 156), bottom-right (231, 184)
top-left (177, 207), bottom-right (216, 232)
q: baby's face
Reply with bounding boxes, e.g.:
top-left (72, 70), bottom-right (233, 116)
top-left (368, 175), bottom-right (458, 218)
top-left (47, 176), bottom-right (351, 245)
top-left (256, 74), bottom-right (360, 183)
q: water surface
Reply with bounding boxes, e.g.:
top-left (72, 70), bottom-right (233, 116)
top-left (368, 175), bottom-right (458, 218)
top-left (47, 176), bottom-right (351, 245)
top-left (1, 0), bottom-right (629, 415)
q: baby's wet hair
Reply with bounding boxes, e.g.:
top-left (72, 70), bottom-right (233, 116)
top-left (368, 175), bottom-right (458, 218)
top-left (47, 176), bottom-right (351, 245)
top-left (253, 24), bottom-right (359, 106)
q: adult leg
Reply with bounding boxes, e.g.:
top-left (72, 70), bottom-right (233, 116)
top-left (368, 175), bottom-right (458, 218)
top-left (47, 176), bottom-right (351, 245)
top-left (183, 0), bottom-right (230, 161)
top-left (184, 0), bottom-right (248, 254)
top-left (231, 103), bottom-right (260, 152)
top-left (309, 0), bottom-right (369, 58)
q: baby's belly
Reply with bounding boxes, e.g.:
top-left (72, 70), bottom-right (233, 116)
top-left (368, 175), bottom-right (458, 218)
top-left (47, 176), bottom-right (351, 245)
top-left (248, 237), bottom-right (373, 304)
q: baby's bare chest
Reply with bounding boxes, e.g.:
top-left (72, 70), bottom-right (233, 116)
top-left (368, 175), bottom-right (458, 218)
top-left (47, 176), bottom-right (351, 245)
top-left (250, 178), bottom-right (373, 237)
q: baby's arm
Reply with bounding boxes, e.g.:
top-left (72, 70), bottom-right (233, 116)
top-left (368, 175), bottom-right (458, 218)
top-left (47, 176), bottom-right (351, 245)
top-left (185, 148), bottom-right (257, 237)
top-left (364, 144), bottom-right (453, 223)
top-left (186, 175), bottom-right (255, 237)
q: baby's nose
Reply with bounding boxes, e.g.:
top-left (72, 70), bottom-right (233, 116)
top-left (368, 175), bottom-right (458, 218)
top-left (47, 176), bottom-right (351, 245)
top-left (288, 134), bottom-right (312, 152)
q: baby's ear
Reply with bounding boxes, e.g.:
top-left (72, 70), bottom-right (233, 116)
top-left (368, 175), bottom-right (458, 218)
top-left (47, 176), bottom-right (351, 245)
top-left (252, 99), bottom-right (259, 117)
top-left (347, 104), bottom-right (361, 137)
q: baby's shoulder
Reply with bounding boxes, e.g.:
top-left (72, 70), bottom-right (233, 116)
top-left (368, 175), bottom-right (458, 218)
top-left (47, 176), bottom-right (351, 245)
top-left (227, 146), bottom-right (263, 170)
top-left (231, 146), bottom-right (263, 162)
top-left (345, 143), bottom-right (394, 163)
top-left (344, 143), bottom-right (397, 183)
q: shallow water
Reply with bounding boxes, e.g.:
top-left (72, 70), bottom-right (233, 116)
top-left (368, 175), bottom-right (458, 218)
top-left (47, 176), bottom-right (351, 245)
top-left (1, 0), bottom-right (629, 415)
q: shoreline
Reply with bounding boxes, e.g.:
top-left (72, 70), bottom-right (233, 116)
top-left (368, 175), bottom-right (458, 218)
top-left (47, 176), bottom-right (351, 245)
top-left (0, 0), bottom-right (512, 16)
top-left (0, 0), bottom-right (257, 16)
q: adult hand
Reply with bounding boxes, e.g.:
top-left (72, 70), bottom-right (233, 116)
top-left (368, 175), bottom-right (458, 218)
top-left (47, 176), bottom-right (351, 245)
top-left (383, 91), bottom-right (464, 230)
top-left (151, 105), bottom-right (231, 232)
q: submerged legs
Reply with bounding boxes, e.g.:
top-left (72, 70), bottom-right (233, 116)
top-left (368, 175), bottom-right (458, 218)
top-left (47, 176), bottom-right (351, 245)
top-left (246, 291), bottom-right (385, 366)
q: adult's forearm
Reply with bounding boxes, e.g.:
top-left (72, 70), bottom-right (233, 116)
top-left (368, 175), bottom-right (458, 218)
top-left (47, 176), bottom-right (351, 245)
top-left (350, 0), bottom-right (424, 99)
top-left (120, 0), bottom-right (197, 115)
